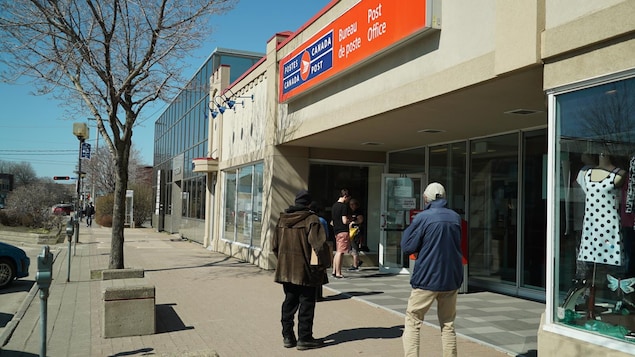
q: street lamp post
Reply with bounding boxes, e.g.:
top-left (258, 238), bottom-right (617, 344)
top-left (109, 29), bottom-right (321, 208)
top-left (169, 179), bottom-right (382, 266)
top-left (72, 123), bottom-right (89, 245)
top-left (87, 118), bottom-right (105, 204)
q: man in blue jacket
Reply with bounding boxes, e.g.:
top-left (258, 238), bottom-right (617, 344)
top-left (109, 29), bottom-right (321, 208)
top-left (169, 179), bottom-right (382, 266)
top-left (401, 182), bottom-right (463, 357)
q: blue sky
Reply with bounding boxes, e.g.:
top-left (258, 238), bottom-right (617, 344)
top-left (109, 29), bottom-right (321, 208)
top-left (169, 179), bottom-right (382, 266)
top-left (0, 0), bottom-right (330, 179)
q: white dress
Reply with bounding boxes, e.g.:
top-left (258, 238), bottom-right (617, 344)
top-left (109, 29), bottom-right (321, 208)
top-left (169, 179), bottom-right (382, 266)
top-left (578, 169), bottom-right (623, 266)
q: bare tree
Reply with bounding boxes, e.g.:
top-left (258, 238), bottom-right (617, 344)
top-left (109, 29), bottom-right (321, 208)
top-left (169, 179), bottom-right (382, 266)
top-left (5, 178), bottom-right (74, 230)
top-left (129, 182), bottom-right (154, 227)
top-left (83, 145), bottom-right (143, 196)
top-left (0, 0), bottom-right (235, 269)
top-left (0, 160), bottom-right (37, 187)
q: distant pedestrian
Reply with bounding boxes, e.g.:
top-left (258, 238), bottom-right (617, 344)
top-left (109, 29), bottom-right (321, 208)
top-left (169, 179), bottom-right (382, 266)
top-left (86, 202), bottom-right (95, 227)
top-left (347, 198), bottom-right (364, 271)
top-left (273, 190), bottom-right (329, 350)
top-left (401, 183), bottom-right (463, 357)
top-left (331, 189), bottom-right (352, 278)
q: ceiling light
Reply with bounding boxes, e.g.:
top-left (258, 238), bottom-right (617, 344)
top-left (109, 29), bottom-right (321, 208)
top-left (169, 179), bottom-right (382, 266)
top-left (361, 142), bottom-right (383, 146)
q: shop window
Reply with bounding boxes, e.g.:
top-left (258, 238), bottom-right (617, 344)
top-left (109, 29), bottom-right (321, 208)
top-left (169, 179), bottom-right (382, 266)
top-left (224, 169), bottom-right (237, 241)
top-left (252, 164), bottom-right (263, 248)
top-left (553, 75), bottom-right (635, 343)
top-left (221, 162), bottom-right (264, 248)
top-left (236, 166), bottom-right (253, 245)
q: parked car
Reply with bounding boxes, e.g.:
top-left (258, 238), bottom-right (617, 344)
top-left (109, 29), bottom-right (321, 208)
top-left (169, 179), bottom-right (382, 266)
top-left (52, 203), bottom-right (74, 216)
top-left (0, 241), bottom-right (31, 288)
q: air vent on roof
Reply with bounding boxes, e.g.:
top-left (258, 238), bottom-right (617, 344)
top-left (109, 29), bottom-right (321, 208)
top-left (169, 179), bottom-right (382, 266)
top-left (417, 129), bottom-right (446, 133)
top-left (504, 109), bottom-right (541, 115)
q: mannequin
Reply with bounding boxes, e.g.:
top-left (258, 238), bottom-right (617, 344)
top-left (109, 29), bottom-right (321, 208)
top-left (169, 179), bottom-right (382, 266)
top-left (563, 153), bottom-right (625, 319)
top-left (584, 154), bottom-right (625, 318)
top-left (573, 153), bottom-right (598, 279)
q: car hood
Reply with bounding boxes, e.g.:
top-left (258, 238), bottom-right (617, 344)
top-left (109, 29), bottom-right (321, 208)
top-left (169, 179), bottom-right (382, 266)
top-left (0, 241), bottom-right (28, 258)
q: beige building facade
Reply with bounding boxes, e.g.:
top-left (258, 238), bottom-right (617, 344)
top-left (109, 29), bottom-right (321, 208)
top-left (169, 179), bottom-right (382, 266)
top-left (181, 0), bottom-right (635, 354)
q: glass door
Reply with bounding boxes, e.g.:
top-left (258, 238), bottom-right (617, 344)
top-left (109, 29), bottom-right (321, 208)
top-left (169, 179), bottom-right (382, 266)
top-left (469, 134), bottom-right (519, 287)
top-left (380, 174), bottom-right (423, 273)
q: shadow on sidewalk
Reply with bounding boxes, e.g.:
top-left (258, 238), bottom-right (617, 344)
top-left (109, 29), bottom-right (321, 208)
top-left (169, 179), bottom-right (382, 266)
top-left (108, 347), bottom-right (154, 356)
top-left (0, 350), bottom-right (38, 356)
top-left (321, 325), bottom-right (403, 346)
top-left (0, 280), bottom-right (33, 295)
top-left (322, 291), bottom-right (384, 301)
top-left (156, 303), bottom-right (194, 333)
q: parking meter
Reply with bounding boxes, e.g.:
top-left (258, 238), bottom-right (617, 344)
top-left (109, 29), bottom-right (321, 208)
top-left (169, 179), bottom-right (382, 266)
top-left (65, 218), bottom-right (74, 281)
top-left (36, 246), bottom-right (53, 294)
top-left (36, 245), bottom-right (53, 357)
top-left (66, 218), bottom-right (75, 241)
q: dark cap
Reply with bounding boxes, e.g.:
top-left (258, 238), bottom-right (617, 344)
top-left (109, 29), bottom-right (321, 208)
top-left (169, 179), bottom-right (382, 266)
top-left (295, 190), bottom-right (312, 206)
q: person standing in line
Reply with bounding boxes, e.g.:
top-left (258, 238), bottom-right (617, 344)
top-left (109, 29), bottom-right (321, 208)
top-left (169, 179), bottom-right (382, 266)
top-left (331, 188), bottom-right (352, 278)
top-left (347, 198), bottom-right (364, 271)
top-left (272, 190), bottom-right (328, 350)
top-left (401, 183), bottom-right (463, 357)
top-left (86, 202), bottom-right (95, 227)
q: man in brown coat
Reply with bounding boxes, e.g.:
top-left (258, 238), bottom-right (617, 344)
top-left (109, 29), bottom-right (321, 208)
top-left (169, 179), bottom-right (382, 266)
top-left (273, 190), bottom-right (330, 350)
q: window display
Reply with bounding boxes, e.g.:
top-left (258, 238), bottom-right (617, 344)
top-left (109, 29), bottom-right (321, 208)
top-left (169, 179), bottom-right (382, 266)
top-left (554, 75), bottom-right (635, 343)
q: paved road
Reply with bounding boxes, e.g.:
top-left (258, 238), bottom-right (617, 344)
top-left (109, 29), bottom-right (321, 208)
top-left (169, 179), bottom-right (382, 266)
top-left (0, 242), bottom-right (43, 341)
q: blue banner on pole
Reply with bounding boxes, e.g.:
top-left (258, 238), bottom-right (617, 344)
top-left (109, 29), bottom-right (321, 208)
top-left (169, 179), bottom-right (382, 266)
top-left (81, 142), bottom-right (91, 159)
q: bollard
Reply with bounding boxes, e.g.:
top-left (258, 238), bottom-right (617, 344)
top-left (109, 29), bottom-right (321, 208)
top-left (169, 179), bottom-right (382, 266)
top-left (36, 246), bottom-right (53, 357)
top-left (66, 218), bottom-right (74, 282)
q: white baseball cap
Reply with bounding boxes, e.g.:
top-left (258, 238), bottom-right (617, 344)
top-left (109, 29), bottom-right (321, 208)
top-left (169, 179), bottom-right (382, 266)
top-left (424, 182), bottom-right (446, 202)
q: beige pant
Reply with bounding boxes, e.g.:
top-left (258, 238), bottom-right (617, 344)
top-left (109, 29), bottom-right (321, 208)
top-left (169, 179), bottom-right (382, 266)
top-left (402, 288), bottom-right (458, 357)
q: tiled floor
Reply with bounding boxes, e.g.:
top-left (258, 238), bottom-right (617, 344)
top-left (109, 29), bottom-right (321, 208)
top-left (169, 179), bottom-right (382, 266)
top-left (324, 268), bottom-right (543, 357)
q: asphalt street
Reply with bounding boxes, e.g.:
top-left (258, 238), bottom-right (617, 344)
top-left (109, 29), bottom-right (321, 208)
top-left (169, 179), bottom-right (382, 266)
top-left (0, 242), bottom-right (42, 342)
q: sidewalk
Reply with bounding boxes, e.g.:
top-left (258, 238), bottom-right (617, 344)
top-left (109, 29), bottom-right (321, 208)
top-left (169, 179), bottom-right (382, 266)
top-left (1, 226), bottom-right (513, 356)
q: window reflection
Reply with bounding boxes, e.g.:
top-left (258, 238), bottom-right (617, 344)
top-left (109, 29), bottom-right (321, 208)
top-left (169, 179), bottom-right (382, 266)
top-left (469, 134), bottom-right (519, 286)
top-left (222, 163), bottom-right (264, 248)
top-left (554, 76), bottom-right (635, 343)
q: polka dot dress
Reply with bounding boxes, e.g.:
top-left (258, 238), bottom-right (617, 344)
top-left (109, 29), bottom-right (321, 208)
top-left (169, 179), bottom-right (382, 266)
top-left (578, 169), bottom-right (623, 265)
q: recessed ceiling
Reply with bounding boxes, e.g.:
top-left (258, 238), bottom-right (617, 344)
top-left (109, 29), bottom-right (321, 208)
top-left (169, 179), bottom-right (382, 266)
top-left (284, 66), bottom-right (547, 152)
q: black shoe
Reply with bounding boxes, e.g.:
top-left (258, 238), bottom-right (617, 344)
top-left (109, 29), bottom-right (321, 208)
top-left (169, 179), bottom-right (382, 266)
top-left (297, 337), bottom-right (323, 350)
top-left (347, 265), bottom-right (358, 271)
top-left (283, 336), bottom-right (297, 348)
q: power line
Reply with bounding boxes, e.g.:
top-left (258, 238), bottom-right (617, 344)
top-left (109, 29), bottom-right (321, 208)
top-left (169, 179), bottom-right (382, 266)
top-left (0, 149), bottom-right (76, 157)
top-left (0, 149), bottom-right (75, 152)
top-left (1, 153), bottom-right (76, 156)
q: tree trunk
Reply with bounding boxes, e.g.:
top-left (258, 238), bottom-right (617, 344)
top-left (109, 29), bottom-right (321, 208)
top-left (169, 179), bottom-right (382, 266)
top-left (109, 140), bottom-right (131, 269)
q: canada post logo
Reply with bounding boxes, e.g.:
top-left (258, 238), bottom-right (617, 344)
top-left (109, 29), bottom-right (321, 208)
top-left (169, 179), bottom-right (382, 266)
top-left (281, 31), bottom-right (333, 95)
